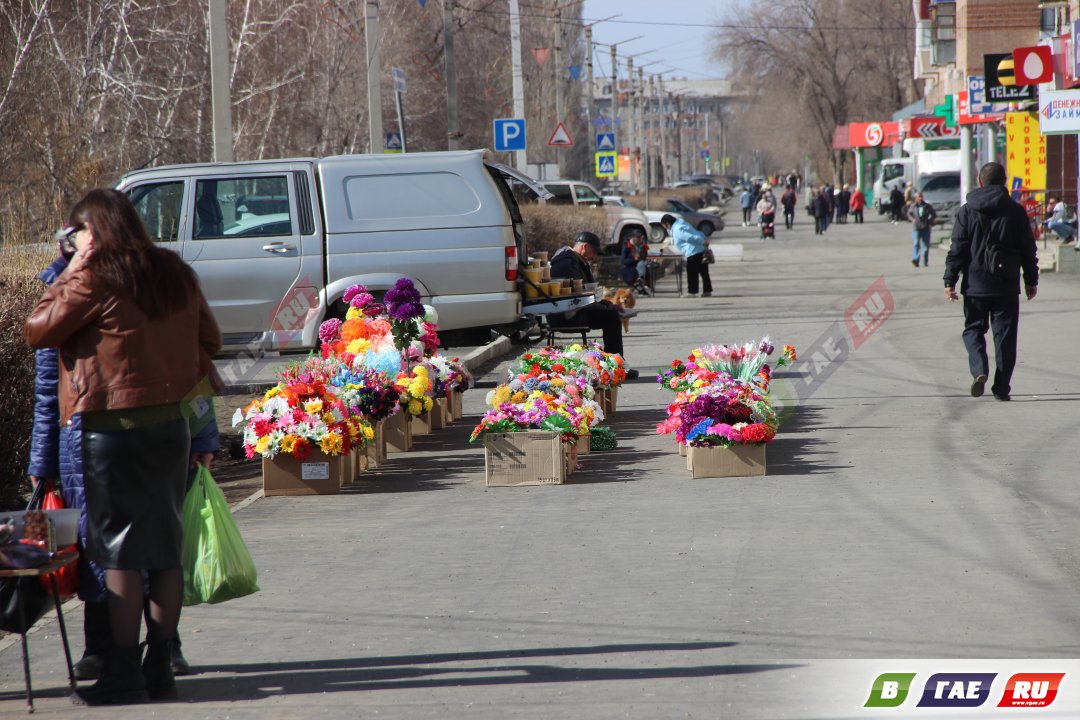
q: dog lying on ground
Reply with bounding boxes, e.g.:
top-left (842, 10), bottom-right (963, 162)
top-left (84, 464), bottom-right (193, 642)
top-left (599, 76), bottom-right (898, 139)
top-left (601, 287), bottom-right (637, 332)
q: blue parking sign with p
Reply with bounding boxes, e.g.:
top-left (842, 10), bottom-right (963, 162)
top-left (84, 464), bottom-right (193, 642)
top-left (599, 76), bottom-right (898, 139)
top-left (494, 118), bottom-right (527, 152)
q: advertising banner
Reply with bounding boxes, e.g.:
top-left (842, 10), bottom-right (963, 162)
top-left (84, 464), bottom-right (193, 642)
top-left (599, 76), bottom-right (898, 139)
top-left (1005, 112), bottom-right (1047, 190)
top-left (1038, 88), bottom-right (1080, 135)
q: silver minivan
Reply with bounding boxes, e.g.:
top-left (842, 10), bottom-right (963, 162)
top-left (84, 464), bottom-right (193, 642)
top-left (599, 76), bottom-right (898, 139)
top-left (117, 150), bottom-right (549, 351)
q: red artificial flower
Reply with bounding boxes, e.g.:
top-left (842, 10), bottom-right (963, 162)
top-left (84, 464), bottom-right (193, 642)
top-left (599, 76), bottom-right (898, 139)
top-left (740, 423), bottom-right (775, 443)
top-left (252, 418), bottom-right (273, 437)
top-left (293, 438), bottom-right (313, 461)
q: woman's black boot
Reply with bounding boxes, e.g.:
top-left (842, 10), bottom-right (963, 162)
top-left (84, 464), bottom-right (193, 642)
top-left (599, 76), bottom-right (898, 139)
top-left (143, 638), bottom-right (178, 700)
top-left (71, 645), bottom-right (146, 705)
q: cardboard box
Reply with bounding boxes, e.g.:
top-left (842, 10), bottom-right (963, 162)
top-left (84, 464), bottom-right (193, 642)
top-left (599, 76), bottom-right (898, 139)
top-left (678, 442), bottom-right (686, 457)
top-left (430, 399), bottom-right (446, 430)
top-left (577, 434), bottom-right (590, 455)
top-left (385, 411), bottom-right (412, 453)
top-left (483, 431), bottom-right (565, 486)
top-left (449, 389), bottom-right (463, 420)
top-left (436, 396), bottom-right (451, 426)
top-left (412, 410), bottom-right (434, 436)
top-left (609, 387), bottom-right (619, 414)
top-left (688, 444), bottom-right (766, 478)
top-left (263, 450), bottom-right (345, 496)
top-left (364, 421), bottom-right (388, 467)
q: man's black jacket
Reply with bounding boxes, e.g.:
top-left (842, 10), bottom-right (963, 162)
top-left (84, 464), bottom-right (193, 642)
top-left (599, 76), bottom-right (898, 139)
top-left (549, 246), bottom-right (595, 283)
top-left (944, 185), bottom-right (1039, 296)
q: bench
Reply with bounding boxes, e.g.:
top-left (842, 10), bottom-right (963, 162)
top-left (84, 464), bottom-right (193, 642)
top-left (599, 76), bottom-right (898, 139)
top-left (545, 325), bottom-right (594, 347)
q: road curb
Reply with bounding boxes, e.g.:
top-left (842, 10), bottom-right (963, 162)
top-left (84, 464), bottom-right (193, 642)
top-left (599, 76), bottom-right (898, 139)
top-left (460, 334), bottom-right (512, 375)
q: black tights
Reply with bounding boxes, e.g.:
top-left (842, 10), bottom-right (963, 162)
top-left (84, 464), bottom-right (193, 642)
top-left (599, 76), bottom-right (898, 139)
top-left (106, 567), bottom-right (182, 647)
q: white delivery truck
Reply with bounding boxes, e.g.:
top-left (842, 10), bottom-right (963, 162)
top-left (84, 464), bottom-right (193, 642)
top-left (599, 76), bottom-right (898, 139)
top-left (873, 148), bottom-right (962, 220)
top-left (117, 150), bottom-right (552, 351)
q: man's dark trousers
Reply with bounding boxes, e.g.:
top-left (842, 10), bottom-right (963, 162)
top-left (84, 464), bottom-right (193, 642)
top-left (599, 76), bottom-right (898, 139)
top-left (962, 293), bottom-right (1019, 396)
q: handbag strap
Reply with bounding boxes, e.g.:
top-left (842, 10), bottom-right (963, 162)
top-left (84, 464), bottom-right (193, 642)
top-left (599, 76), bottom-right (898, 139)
top-left (24, 479), bottom-right (48, 512)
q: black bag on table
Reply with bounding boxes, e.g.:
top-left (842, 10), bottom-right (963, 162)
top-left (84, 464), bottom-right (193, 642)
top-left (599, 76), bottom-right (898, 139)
top-left (0, 481), bottom-right (54, 634)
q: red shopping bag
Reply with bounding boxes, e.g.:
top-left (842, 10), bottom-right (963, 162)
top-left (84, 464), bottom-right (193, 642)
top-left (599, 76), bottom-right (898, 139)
top-left (40, 482), bottom-right (79, 598)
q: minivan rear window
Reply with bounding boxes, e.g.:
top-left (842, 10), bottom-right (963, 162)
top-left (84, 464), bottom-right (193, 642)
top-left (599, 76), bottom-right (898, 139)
top-left (343, 172), bottom-right (481, 219)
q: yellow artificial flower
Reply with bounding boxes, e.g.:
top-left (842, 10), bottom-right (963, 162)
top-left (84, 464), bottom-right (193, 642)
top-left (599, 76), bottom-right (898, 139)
top-left (551, 377), bottom-right (566, 388)
top-left (322, 412), bottom-right (336, 425)
top-left (280, 435), bottom-right (298, 454)
top-left (493, 386), bottom-right (512, 405)
top-left (304, 399), bottom-right (324, 414)
top-left (346, 338), bottom-right (372, 355)
top-left (254, 436), bottom-right (272, 454)
top-left (511, 390), bottom-right (527, 403)
top-left (319, 432), bottom-right (344, 455)
top-left (345, 306), bottom-right (364, 320)
top-left (363, 424), bottom-right (375, 440)
top-left (407, 398), bottom-right (423, 415)
top-left (423, 396), bottom-right (433, 411)
top-left (408, 380), bottom-right (426, 397)
top-left (264, 386), bottom-right (281, 399)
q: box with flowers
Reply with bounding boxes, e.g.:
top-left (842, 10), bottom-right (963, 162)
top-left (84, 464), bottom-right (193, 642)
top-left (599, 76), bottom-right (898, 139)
top-left (231, 357), bottom-right (358, 495)
top-left (656, 338), bottom-right (797, 478)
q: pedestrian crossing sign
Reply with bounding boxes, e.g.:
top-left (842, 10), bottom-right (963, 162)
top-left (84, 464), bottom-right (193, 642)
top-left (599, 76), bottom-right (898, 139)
top-left (596, 133), bottom-right (616, 152)
top-left (595, 152), bottom-right (617, 178)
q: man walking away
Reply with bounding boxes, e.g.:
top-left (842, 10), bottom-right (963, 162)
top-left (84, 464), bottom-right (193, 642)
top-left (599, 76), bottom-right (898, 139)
top-left (662, 213), bottom-right (712, 298)
top-left (813, 187), bottom-right (829, 235)
top-left (944, 162), bottom-right (1038, 402)
top-left (907, 191), bottom-right (937, 268)
top-left (837, 185), bottom-right (851, 224)
top-left (781, 185), bottom-right (797, 230)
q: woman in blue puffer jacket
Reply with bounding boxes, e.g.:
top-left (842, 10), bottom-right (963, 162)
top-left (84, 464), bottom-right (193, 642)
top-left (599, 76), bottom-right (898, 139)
top-left (27, 253), bottom-right (219, 681)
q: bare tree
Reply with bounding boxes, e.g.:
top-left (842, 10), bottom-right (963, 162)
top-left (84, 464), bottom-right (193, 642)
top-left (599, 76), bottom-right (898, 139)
top-left (712, 0), bottom-right (919, 183)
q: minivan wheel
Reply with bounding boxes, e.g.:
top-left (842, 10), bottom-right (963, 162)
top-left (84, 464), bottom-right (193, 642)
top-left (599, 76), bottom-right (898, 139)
top-left (698, 221), bottom-right (715, 237)
top-left (649, 223), bottom-right (666, 242)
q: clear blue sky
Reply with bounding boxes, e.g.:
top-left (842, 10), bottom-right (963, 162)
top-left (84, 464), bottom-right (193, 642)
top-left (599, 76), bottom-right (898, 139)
top-left (582, 0), bottom-right (732, 81)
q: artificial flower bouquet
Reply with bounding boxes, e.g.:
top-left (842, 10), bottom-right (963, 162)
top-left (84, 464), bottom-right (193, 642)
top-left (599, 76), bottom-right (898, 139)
top-left (234, 374), bottom-right (353, 460)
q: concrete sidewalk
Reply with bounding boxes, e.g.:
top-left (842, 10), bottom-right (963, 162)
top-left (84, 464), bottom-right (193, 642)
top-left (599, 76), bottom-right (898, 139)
top-left (4, 213), bottom-right (1080, 719)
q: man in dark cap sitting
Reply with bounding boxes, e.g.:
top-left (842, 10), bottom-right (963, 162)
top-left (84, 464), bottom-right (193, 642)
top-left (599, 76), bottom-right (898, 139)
top-left (548, 231), bottom-right (639, 378)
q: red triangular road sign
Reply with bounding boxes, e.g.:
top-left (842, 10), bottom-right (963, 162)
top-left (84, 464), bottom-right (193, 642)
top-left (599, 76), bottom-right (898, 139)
top-left (532, 48), bottom-right (549, 69)
top-left (548, 121), bottom-right (574, 147)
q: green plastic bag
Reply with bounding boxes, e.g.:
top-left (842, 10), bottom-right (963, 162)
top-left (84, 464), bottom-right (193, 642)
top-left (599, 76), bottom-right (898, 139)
top-left (181, 466), bottom-right (259, 605)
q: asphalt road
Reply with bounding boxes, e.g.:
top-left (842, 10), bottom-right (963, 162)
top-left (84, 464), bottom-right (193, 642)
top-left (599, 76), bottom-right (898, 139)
top-left (3, 212), bottom-right (1079, 719)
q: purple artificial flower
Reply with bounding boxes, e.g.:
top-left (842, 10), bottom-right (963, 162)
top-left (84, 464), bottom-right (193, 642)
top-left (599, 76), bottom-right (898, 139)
top-left (389, 301), bottom-right (425, 322)
top-left (384, 278), bottom-right (422, 312)
top-left (342, 284), bottom-right (369, 304)
top-left (319, 318), bottom-right (342, 344)
top-left (759, 339), bottom-right (774, 355)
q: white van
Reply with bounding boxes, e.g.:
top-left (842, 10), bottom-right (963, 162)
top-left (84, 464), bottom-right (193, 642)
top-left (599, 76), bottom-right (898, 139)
top-left (117, 150), bottom-right (550, 351)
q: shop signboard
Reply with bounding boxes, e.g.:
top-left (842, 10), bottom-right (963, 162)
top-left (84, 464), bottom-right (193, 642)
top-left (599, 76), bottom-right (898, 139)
top-left (1038, 88), bottom-right (1080, 135)
top-left (847, 121), bottom-right (901, 148)
top-left (985, 53), bottom-right (1037, 103)
top-left (1005, 112), bottom-right (1046, 191)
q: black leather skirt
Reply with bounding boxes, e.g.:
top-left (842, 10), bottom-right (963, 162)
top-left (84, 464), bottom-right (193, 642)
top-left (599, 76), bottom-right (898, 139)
top-left (81, 404), bottom-right (190, 570)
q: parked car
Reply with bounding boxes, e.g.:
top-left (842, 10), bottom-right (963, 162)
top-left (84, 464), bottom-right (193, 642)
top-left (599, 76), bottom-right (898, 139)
top-left (118, 149), bottom-right (552, 351)
top-left (642, 198), bottom-right (726, 241)
top-left (601, 195), bottom-right (634, 208)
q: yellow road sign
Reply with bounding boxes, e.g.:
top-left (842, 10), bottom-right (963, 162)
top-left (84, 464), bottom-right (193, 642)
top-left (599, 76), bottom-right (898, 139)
top-left (595, 152), bottom-right (617, 178)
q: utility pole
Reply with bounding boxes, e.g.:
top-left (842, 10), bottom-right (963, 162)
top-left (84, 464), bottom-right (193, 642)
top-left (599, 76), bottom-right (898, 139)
top-left (509, 0), bottom-right (526, 170)
top-left (610, 43), bottom-right (617, 154)
top-left (585, 26), bottom-right (594, 178)
top-left (659, 77), bottom-right (668, 185)
top-left (638, 67), bottom-right (645, 189)
top-left (627, 56), bottom-right (636, 193)
top-left (365, 0), bottom-right (384, 153)
top-left (553, 1), bottom-right (563, 176)
top-left (444, 0), bottom-right (460, 150)
top-left (208, 0), bottom-right (233, 162)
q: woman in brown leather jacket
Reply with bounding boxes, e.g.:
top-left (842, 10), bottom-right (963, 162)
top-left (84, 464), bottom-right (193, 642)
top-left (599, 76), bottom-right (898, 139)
top-left (26, 189), bottom-right (221, 705)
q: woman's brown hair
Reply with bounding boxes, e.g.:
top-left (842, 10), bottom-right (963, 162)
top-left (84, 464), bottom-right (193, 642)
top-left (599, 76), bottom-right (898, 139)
top-left (68, 188), bottom-right (199, 320)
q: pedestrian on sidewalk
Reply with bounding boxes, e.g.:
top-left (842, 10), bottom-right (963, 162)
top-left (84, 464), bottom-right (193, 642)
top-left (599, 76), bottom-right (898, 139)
top-left (662, 213), bottom-right (712, 298)
top-left (813, 187), bottom-right (829, 235)
top-left (837, 184), bottom-right (851, 224)
top-left (907, 191), bottom-right (937, 267)
top-left (1043, 196), bottom-right (1076, 246)
top-left (943, 162), bottom-right (1039, 402)
top-left (26, 188), bottom-right (223, 705)
top-left (26, 248), bottom-right (207, 686)
top-left (849, 186), bottom-right (866, 223)
top-left (781, 184), bottom-right (797, 230)
top-left (889, 185), bottom-right (905, 223)
top-left (739, 186), bottom-right (753, 226)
